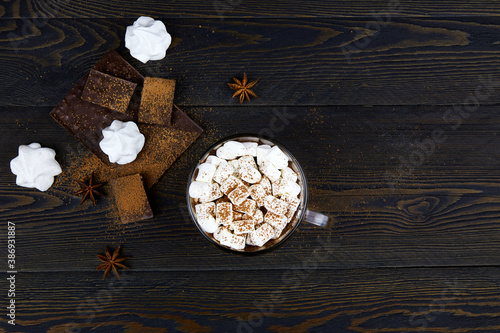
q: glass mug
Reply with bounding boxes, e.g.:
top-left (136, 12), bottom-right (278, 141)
top-left (187, 134), bottom-right (329, 254)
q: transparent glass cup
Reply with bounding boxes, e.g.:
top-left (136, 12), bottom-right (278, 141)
top-left (186, 134), bottom-right (329, 254)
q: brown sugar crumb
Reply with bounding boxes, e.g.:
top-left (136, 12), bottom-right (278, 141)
top-left (82, 69), bottom-right (137, 113)
top-left (110, 174), bottom-right (153, 224)
top-left (139, 77), bottom-right (176, 126)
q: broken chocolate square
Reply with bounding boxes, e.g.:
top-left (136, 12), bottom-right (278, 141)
top-left (139, 77), bottom-right (176, 125)
top-left (82, 69), bottom-right (137, 113)
top-left (110, 174), bottom-right (153, 224)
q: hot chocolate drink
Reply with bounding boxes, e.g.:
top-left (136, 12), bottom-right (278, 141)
top-left (187, 135), bottom-right (306, 252)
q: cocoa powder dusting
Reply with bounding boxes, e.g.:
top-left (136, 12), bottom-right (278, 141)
top-left (54, 126), bottom-right (200, 191)
top-left (110, 174), bottom-right (153, 224)
top-left (139, 77), bottom-right (175, 125)
top-left (81, 69), bottom-right (137, 114)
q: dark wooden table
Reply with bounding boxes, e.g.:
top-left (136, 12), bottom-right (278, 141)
top-left (2, 1), bottom-right (500, 332)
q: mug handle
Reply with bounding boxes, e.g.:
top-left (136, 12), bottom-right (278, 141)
top-left (303, 209), bottom-right (331, 228)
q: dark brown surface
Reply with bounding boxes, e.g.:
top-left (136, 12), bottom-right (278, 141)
top-left (110, 174), bottom-right (153, 224)
top-left (1, 3), bottom-right (500, 332)
top-left (81, 69), bottom-right (137, 113)
top-left (6, 17), bottom-right (500, 108)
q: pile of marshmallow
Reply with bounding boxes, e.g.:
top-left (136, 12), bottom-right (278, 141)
top-left (189, 140), bottom-right (301, 250)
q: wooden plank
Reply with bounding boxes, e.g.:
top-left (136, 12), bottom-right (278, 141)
top-left (4, 0), bottom-right (500, 18)
top-left (3, 17), bottom-right (500, 106)
top-left (2, 268), bottom-right (500, 332)
top-left (1, 105), bottom-right (500, 271)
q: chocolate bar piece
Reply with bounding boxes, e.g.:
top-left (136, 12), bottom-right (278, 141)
top-left (139, 77), bottom-right (176, 125)
top-left (50, 73), bottom-right (133, 163)
top-left (50, 51), bottom-right (140, 163)
top-left (53, 106), bottom-right (202, 190)
top-left (82, 69), bottom-right (137, 113)
top-left (110, 174), bottom-right (153, 224)
top-left (51, 51), bottom-right (203, 190)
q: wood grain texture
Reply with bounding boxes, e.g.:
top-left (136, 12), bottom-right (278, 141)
top-left (0, 268), bottom-right (499, 332)
top-left (1, 105), bottom-right (499, 271)
top-left (4, 0), bottom-right (500, 18)
top-left (3, 17), bottom-right (500, 106)
top-left (2, 7), bottom-right (500, 331)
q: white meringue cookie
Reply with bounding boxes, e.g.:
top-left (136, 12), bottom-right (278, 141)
top-left (99, 120), bottom-right (145, 165)
top-left (10, 143), bottom-right (62, 192)
top-left (125, 16), bottom-right (172, 63)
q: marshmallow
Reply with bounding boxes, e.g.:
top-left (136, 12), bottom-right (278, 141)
top-left (243, 142), bottom-right (258, 156)
top-left (264, 211), bottom-right (287, 239)
top-left (239, 167), bottom-right (262, 184)
top-left (99, 120), bottom-right (145, 165)
top-left (234, 199), bottom-right (257, 215)
top-left (256, 145), bottom-right (272, 166)
top-left (252, 209), bottom-right (264, 224)
top-left (10, 143), bottom-right (62, 192)
top-left (281, 167), bottom-right (298, 183)
top-left (260, 161), bottom-right (281, 182)
top-left (285, 197), bottom-right (300, 222)
top-left (227, 184), bottom-right (250, 205)
top-left (232, 219), bottom-right (255, 235)
top-left (272, 179), bottom-right (283, 197)
top-left (213, 161), bottom-right (234, 184)
top-left (249, 184), bottom-right (266, 207)
top-left (195, 202), bottom-right (215, 218)
top-left (272, 224), bottom-right (286, 239)
top-left (228, 159), bottom-right (240, 177)
top-left (264, 195), bottom-right (288, 215)
top-left (264, 211), bottom-right (287, 229)
top-left (224, 141), bottom-right (246, 157)
top-left (216, 141), bottom-right (246, 160)
top-left (220, 176), bottom-right (244, 195)
top-left (200, 183), bottom-right (223, 203)
top-left (125, 16), bottom-right (172, 63)
top-left (196, 163), bottom-right (216, 183)
top-left (246, 232), bottom-right (259, 246)
top-left (282, 194), bottom-right (301, 209)
top-left (214, 225), bottom-right (230, 241)
top-left (216, 146), bottom-right (232, 160)
top-left (273, 179), bottom-right (301, 197)
top-left (206, 155), bottom-right (224, 166)
top-left (248, 223), bottom-right (274, 247)
top-left (188, 181), bottom-right (210, 199)
top-left (216, 202), bottom-right (233, 226)
top-left (220, 176), bottom-right (243, 195)
top-left (197, 214), bottom-right (218, 233)
top-left (265, 146), bottom-right (289, 169)
top-left (239, 155), bottom-right (257, 169)
top-left (282, 181), bottom-right (301, 197)
top-left (218, 228), bottom-right (246, 250)
top-left (259, 176), bottom-right (272, 195)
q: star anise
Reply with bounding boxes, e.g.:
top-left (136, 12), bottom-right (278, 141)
top-left (96, 246), bottom-right (130, 280)
top-left (75, 172), bottom-right (105, 205)
top-left (228, 72), bottom-right (259, 104)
